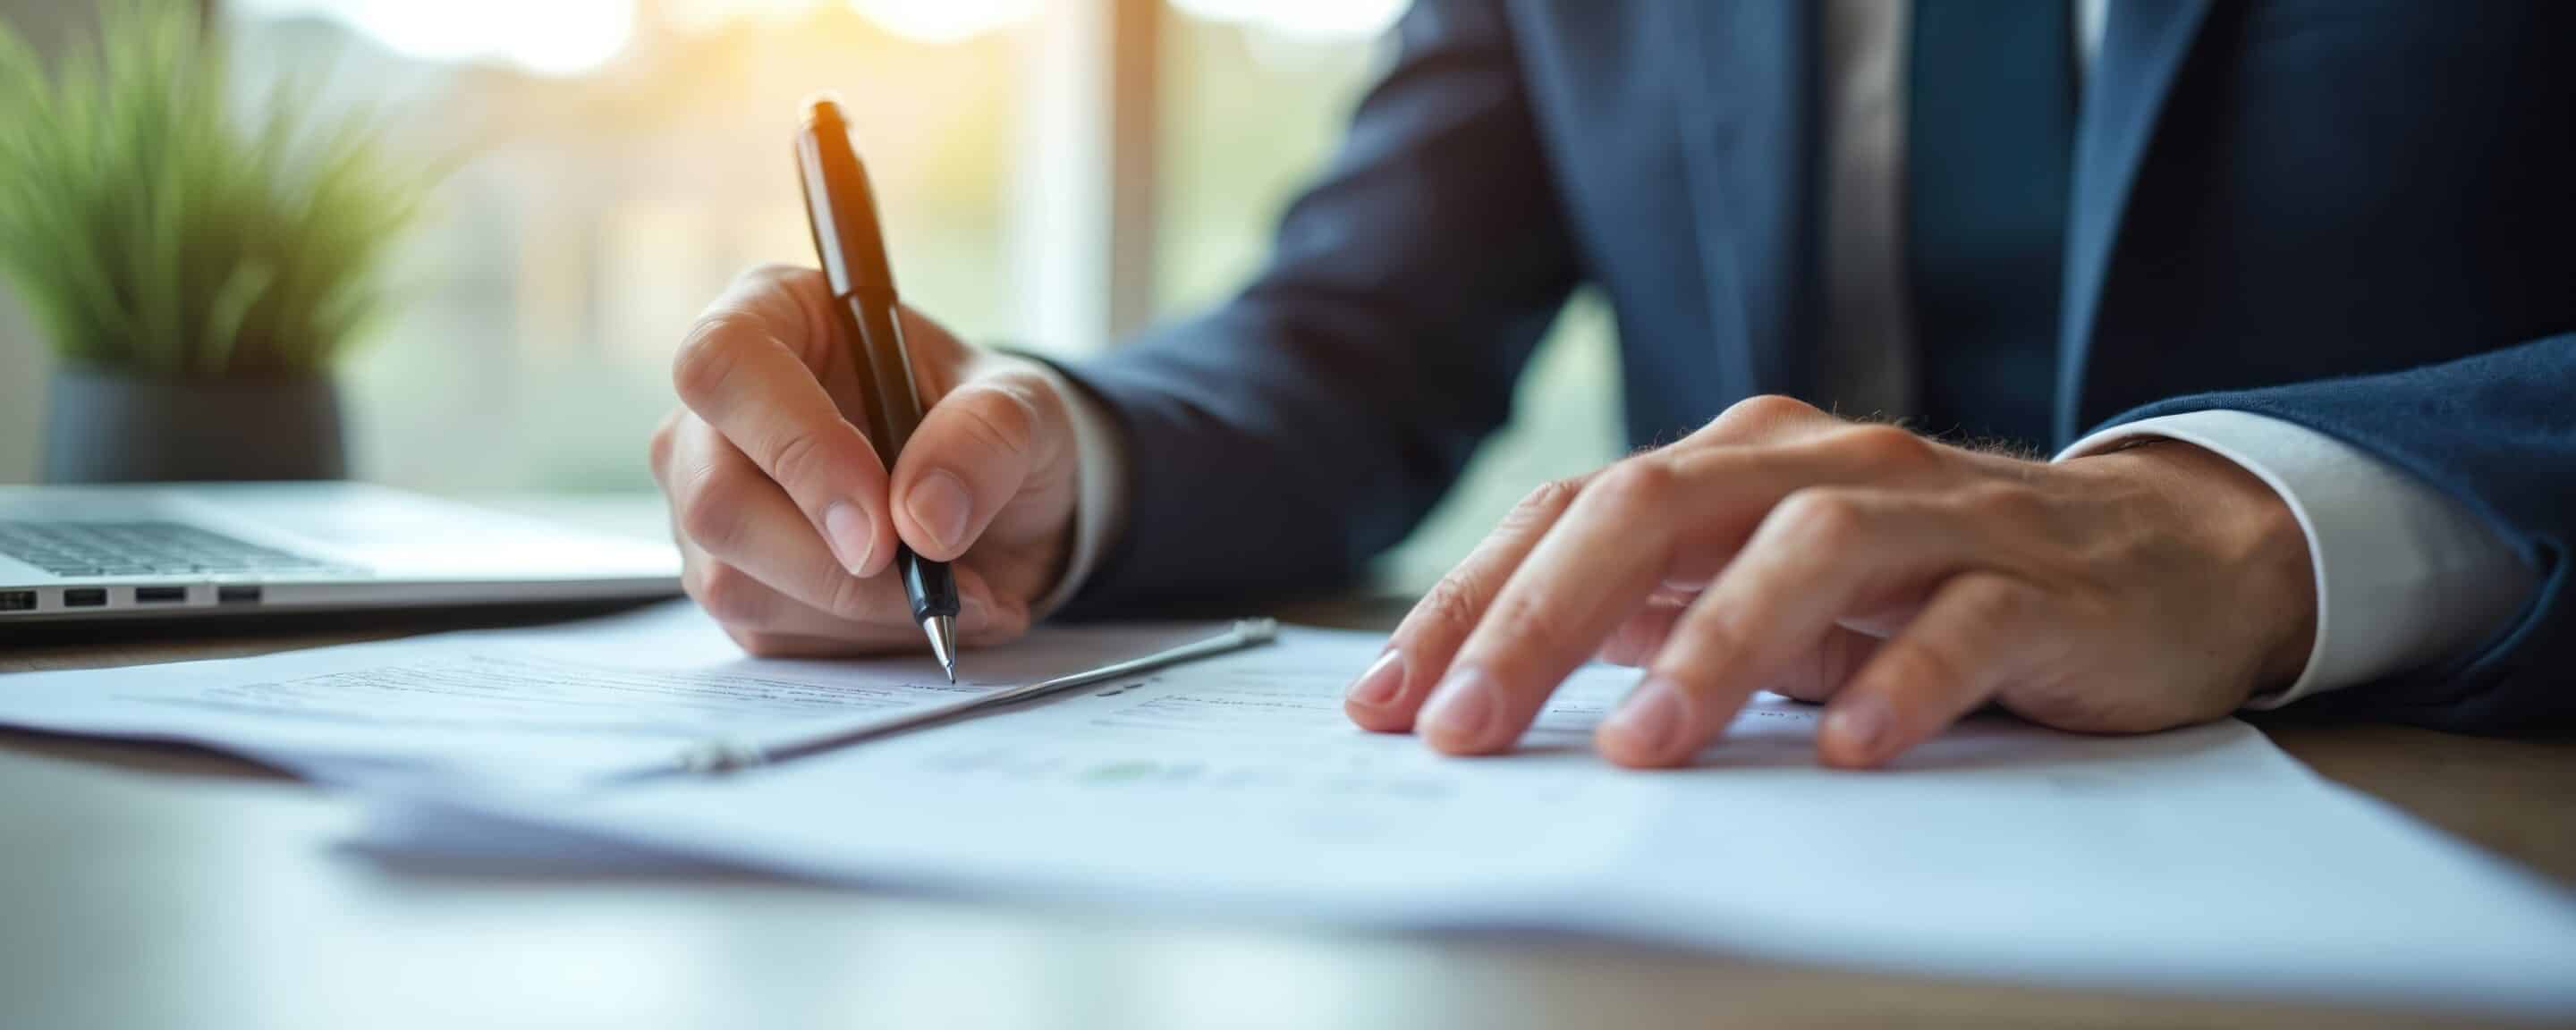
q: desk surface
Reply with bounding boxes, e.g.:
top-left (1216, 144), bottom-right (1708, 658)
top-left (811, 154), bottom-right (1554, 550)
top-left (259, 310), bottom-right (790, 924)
top-left (4, 502), bottom-right (2572, 1030)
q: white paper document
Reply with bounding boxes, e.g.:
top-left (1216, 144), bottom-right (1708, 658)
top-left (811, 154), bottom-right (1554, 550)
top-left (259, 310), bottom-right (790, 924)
top-left (366, 624), bottom-right (2576, 1019)
top-left (0, 602), bottom-right (1214, 784)
top-left (9, 604), bottom-right (2572, 1015)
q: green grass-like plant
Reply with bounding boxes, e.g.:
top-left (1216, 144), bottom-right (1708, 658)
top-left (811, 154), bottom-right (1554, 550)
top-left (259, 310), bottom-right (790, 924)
top-left (0, 0), bottom-right (426, 376)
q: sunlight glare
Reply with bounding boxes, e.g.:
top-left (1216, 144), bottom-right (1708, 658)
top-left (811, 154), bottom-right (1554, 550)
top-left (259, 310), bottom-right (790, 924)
top-left (235, 0), bottom-right (1385, 68)
top-left (845, 0), bottom-right (1038, 43)
top-left (1169, 0), bottom-right (1405, 39)
top-left (232, 0), bottom-right (636, 77)
top-left (661, 0), bottom-right (825, 36)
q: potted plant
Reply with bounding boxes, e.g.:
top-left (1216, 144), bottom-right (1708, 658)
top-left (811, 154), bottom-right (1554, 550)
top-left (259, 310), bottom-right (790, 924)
top-left (0, 0), bottom-right (426, 482)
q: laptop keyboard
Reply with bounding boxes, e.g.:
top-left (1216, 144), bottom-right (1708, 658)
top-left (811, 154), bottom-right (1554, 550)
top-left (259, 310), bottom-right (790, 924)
top-left (0, 521), bottom-right (346, 578)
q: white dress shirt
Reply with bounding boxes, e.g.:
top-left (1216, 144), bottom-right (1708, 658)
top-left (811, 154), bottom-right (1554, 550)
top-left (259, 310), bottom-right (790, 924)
top-left (1041, 0), bottom-right (2537, 708)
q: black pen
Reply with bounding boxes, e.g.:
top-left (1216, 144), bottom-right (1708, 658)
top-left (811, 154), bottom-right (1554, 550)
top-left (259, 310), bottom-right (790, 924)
top-left (795, 93), bottom-right (961, 681)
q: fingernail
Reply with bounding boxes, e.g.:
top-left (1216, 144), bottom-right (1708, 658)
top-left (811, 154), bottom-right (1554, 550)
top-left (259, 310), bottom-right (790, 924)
top-left (907, 469), bottom-right (972, 552)
top-left (1420, 666), bottom-right (1499, 749)
top-left (1826, 699), bottom-right (1892, 759)
top-left (824, 502), bottom-right (875, 575)
top-left (1345, 649), bottom-right (1406, 708)
top-left (1601, 677), bottom-right (1686, 759)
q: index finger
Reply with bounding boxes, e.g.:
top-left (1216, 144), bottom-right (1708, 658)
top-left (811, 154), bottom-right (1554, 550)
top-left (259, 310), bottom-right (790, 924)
top-left (1416, 456), bottom-right (1689, 755)
top-left (671, 265), bottom-right (899, 578)
top-left (1424, 426), bottom-right (1928, 756)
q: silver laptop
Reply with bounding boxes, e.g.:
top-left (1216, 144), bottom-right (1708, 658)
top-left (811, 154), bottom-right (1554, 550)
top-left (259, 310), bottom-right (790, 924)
top-left (0, 483), bottom-right (680, 623)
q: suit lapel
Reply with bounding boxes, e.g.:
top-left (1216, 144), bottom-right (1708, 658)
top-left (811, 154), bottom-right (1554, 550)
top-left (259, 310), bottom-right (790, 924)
top-left (2058, 0), bottom-right (2212, 438)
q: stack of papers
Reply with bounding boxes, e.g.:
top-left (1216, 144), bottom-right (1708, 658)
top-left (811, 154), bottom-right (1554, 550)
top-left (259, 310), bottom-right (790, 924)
top-left (0, 603), bottom-right (1210, 785)
top-left (4, 602), bottom-right (2572, 1017)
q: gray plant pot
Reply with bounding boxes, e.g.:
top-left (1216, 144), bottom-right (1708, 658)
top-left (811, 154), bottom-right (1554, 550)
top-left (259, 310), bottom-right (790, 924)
top-left (43, 369), bottom-right (347, 483)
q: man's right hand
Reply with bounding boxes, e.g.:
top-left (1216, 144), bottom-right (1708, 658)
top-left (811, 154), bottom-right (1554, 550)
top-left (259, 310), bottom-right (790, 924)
top-left (650, 265), bottom-right (1085, 657)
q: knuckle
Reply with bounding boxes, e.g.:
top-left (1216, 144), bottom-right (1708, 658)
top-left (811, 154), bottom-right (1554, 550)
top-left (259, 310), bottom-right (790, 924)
top-left (1678, 605), bottom-right (1751, 666)
top-left (693, 564), bottom-right (767, 626)
top-left (648, 415), bottom-right (678, 481)
top-left (1587, 457), bottom-right (1678, 514)
top-left (1415, 569), bottom-right (1487, 638)
top-left (741, 264), bottom-right (835, 363)
top-left (1715, 393), bottom-right (1818, 433)
top-left (674, 469), bottom-right (749, 553)
top-left (1956, 574), bottom-right (2038, 629)
top-left (995, 367), bottom-right (1067, 430)
top-left (1772, 487), bottom-right (1867, 550)
top-left (950, 381), bottom-right (1040, 461)
top-left (1487, 586), bottom-right (1589, 660)
top-left (672, 313), bottom-right (758, 404)
top-left (764, 426), bottom-right (833, 494)
top-left (1837, 423), bottom-right (1932, 469)
top-left (1506, 477), bottom-right (1585, 529)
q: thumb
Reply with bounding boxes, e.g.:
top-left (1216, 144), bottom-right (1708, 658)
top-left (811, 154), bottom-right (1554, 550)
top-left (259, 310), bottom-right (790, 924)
top-left (891, 366), bottom-right (1064, 561)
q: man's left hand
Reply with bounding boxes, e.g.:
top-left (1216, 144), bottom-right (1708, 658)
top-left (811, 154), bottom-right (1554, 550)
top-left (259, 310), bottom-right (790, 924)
top-left (1343, 395), bottom-right (2319, 768)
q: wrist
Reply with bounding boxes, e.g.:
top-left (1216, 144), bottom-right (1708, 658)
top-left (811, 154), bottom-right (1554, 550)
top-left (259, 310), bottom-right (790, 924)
top-left (2087, 439), bottom-right (2319, 692)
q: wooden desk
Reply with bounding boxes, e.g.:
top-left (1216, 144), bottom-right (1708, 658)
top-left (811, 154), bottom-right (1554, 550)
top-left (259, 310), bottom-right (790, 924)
top-left (4, 570), bottom-right (2572, 1028)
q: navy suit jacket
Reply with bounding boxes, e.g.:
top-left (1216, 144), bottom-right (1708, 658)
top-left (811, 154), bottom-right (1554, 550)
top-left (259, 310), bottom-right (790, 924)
top-left (1060, 0), bottom-right (2576, 734)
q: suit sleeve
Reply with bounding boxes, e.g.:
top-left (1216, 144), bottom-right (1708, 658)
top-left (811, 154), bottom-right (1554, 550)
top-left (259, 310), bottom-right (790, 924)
top-left (2089, 331), bottom-right (2576, 735)
top-left (1052, 0), bottom-right (1580, 616)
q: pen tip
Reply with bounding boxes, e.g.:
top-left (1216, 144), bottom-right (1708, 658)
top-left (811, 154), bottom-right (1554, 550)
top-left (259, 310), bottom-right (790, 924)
top-left (922, 614), bottom-right (957, 683)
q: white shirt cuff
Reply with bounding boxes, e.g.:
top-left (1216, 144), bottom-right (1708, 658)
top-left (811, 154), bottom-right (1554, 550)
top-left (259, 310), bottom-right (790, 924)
top-left (2058, 409), bottom-right (2534, 709)
top-left (1024, 362), bottom-right (1127, 617)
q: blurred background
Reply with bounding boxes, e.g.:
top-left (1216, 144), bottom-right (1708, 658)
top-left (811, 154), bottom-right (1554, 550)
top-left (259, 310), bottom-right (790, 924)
top-left (0, 0), bottom-right (1619, 590)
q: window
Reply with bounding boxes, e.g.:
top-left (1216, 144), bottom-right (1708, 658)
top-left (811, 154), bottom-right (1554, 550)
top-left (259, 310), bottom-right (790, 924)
top-left (0, 0), bottom-right (1620, 591)
top-left (226, 0), bottom-right (1030, 493)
